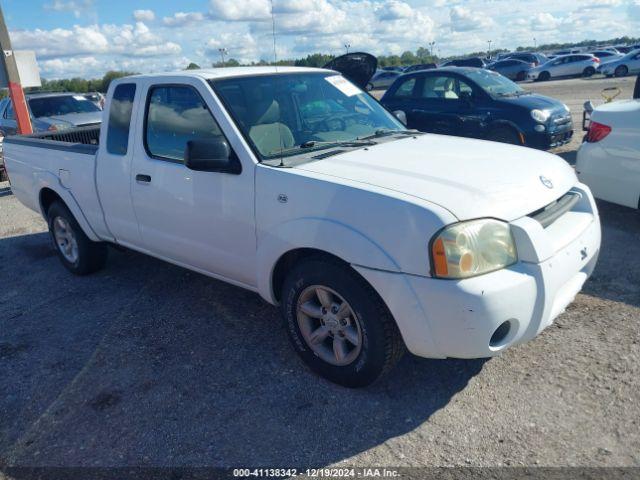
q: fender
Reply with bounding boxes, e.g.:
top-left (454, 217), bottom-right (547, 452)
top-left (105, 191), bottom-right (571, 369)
top-left (34, 170), bottom-right (101, 242)
top-left (256, 217), bottom-right (400, 304)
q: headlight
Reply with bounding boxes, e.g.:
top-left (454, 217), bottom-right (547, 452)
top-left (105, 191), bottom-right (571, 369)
top-left (531, 109), bottom-right (551, 123)
top-left (430, 219), bottom-right (517, 279)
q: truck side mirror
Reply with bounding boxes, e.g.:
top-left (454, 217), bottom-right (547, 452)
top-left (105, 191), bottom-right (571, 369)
top-left (185, 138), bottom-right (242, 174)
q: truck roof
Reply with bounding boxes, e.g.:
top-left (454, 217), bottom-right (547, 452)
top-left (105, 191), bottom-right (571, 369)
top-left (125, 66), bottom-right (334, 81)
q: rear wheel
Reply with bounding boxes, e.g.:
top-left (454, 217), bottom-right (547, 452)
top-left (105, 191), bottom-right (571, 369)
top-left (516, 71), bottom-right (526, 81)
top-left (614, 65), bottom-right (628, 77)
top-left (281, 257), bottom-right (404, 387)
top-left (47, 201), bottom-right (107, 275)
top-left (538, 71), bottom-right (551, 82)
top-left (487, 126), bottom-right (521, 146)
top-left (583, 67), bottom-right (595, 77)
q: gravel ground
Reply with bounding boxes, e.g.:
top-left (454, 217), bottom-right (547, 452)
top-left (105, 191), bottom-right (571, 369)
top-left (0, 75), bottom-right (639, 470)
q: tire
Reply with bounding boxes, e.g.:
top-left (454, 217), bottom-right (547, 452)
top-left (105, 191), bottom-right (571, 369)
top-left (487, 126), bottom-right (521, 146)
top-left (281, 256), bottom-right (404, 388)
top-left (516, 71), bottom-right (526, 82)
top-left (539, 71), bottom-right (551, 82)
top-left (583, 67), bottom-right (595, 77)
top-left (614, 65), bottom-right (628, 77)
top-left (47, 201), bottom-right (107, 275)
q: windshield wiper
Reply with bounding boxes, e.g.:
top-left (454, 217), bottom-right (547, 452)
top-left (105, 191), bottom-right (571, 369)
top-left (267, 138), bottom-right (377, 159)
top-left (359, 129), bottom-right (423, 140)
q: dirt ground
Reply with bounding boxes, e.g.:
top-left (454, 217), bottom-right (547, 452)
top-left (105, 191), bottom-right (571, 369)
top-left (0, 75), bottom-right (638, 472)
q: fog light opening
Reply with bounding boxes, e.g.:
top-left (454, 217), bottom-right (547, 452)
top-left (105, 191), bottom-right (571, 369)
top-left (490, 321), bottom-right (512, 348)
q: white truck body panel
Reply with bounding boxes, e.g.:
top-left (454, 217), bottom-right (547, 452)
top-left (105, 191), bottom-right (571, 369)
top-left (4, 67), bottom-right (601, 360)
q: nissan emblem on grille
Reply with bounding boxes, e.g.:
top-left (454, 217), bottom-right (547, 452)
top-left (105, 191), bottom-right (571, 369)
top-left (540, 176), bottom-right (554, 189)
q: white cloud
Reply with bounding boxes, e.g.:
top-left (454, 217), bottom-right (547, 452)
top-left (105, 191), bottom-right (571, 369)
top-left (377, 0), bottom-right (414, 20)
top-left (163, 12), bottom-right (206, 27)
top-left (531, 12), bottom-right (561, 31)
top-left (629, 0), bottom-right (640, 21)
top-left (133, 9), bottom-right (156, 22)
top-left (449, 6), bottom-right (494, 32)
top-left (209, 0), bottom-right (271, 21)
top-left (44, 0), bottom-right (94, 18)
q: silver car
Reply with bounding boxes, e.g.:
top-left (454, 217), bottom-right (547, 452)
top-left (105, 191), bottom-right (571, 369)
top-left (366, 70), bottom-right (402, 91)
top-left (528, 54), bottom-right (600, 81)
top-left (0, 92), bottom-right (102, 137)
top-left (598, 49), bottom-right (640, 77)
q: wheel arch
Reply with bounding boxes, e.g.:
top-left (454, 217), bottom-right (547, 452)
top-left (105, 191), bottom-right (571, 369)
top-left (256, 218), bottom-right (401, 305)
top-left (38, 185), bottom-right (100, 242)
top-left (485, 120), bottom-right (524, 144)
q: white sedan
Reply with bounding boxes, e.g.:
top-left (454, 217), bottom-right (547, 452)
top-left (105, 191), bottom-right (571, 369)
top-left (528, 54), bottom-right (600, 81)
top-left (576, 99), bottom-right (640, 209)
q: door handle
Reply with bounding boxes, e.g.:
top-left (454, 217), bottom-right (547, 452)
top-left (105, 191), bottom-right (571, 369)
top-left (136, 174), bottom-right (151, 183)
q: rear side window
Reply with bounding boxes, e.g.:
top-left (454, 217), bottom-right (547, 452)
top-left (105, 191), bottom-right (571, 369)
top-left (393, 77), bottom-right (416, 97)
top-left (145, 85), bottom-right (223, 162)
top-left (107, 83), bottom-right (136, 155)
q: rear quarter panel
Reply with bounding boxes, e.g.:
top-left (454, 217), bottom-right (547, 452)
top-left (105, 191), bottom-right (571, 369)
top-left (3, 140), bottom-right (108, 240)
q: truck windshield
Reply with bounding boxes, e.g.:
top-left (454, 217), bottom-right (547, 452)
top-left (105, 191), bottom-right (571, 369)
top-left (210, 72), bottom-right (405, 161)
top-left (464, 69), bottom-right (526, 98)
top-left (29, 95), bottom-right (101, 118)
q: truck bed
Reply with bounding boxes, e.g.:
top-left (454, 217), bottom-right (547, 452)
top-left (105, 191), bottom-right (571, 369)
top-left (3, 125), bottom-right (108, 240)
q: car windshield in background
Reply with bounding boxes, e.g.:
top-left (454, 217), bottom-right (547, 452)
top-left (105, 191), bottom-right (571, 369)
top-left (210, 72), bottom-right (405, 161)
top-left (464, 69), bottom-right (526, 97)
top-left (28, 95), bottom-right (101, 118)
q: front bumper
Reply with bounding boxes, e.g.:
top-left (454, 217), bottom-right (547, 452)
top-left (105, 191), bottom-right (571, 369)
top-left (355, 184), bottom-right (601, 359)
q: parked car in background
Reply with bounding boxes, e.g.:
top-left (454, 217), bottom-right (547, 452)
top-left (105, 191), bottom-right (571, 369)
top-left (3, 67), bottom-right (601, 387)
top-left (598, 49), bottom-right (640, 77)
top-left (403, 63), bottom-right (437, 73)
top-left (488, 59), bottom-right (534, 81)
top-left (576, 97), bottom-right (640, 210)
top-left (553, 49), bottom-right (582, 56)
top-left (441, 57), bottom-right (487, 68)
top-left (367, 69), bottom-right (401, 90)
top-left (0, 92), bottom-right (102, 137)
top-left (380, 67), bottom-right (573, 149)
top-left (591, 50), bottom-right (624, 62)
top-left (381, 66), bottom-right (403, 72)
top-left (528, 54), bottom-right (600, 81)
top-left (83, 92), bottom-right (105, 109)
top-left (504, 52), bottom-right (549, 67)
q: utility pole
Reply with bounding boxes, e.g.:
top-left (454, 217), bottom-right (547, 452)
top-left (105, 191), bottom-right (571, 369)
top-left (533, 37), bottom-right (537, 49)
top-left (487, 40), bottom-right (492, 59)
top-left (0, 5), bottom-right (32, 134)
top-left (218, 48), bottom-right (228, 67)
top-left (428, 41), bottom-right (436, 57)
top-left (344, 43), bottom-right (350, 54)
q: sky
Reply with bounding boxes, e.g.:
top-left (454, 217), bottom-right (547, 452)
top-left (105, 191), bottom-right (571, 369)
top-left (3, 0), bottom-right (639, 79)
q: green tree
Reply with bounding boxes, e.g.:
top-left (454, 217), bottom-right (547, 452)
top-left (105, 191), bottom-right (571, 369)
top-left (101, 70), bottom-right (137, 92)
top-left (186, 62), bottom-right (201, 70)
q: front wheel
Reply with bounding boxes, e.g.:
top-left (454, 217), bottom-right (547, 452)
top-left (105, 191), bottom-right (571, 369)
top-left (487, 126), bottom-right (521, 146)
top-left (538, 71), bottom-right (551, 81)
top-left (281, 257), bottom-right (404, 387)
top-left (614, 65), bottom-right (628, 77)
top-left (516, 71), bottom-right (526, 81)
top-left (48, 201), bottom-right (107, 275)
top-left (583, 67), bottom-right (595, 77)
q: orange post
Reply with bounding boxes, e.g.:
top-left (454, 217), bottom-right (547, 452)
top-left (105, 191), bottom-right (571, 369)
top-left (0, 5), bottom-right (33, 135)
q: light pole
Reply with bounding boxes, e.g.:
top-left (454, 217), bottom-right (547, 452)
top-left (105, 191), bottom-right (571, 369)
top-left (344, 43), bottom-right (350, 54)
top-left (428, 41), bottom-right (436, 57)
top-left (487, 40), bottom-right (492, 59)
top-left (218, 48), bottom-right (228, 67)
top-left (533, 37), bottom-right (537, 49)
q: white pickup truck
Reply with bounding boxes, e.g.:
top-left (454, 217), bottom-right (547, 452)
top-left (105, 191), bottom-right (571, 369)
top-left (4, 67), bottom-right (601, 387)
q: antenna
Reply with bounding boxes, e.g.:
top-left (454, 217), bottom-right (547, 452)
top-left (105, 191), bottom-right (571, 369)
top-left (269, 0), bottom-right (285, 167)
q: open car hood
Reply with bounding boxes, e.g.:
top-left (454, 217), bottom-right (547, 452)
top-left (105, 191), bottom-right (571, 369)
top-left (323, 52), bottom-right (377, 90)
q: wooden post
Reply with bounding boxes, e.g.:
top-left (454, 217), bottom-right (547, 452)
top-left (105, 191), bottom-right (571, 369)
top-left (0, 4), bottom-right (32, 135)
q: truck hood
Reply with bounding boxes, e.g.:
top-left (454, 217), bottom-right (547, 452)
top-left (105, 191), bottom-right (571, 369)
top-left (295, 134), bottom-right (577, 221)
top-left (43, 111), bottom-right (102, 127)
